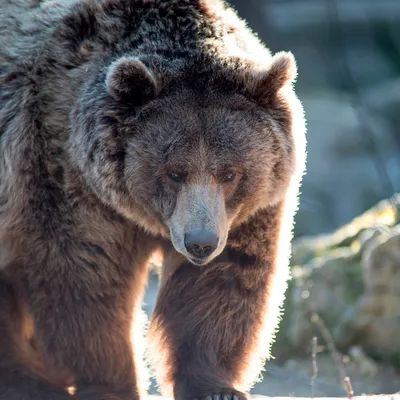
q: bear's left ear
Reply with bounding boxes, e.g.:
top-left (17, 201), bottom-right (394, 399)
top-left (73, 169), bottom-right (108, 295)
top-left (245, 51), bottom-right (297, 105)
top-left (105, 57), bottom-right (159, 106)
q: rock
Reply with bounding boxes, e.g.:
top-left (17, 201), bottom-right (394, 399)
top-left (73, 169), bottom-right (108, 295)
top-left (339, 227), bottom-right (400, 363)
top-left (273, 196), bottom-right (400, 366)
top-left (291, 195), bottom-right (399, 266)
top-left (348, 346), bottom-right (379, 377)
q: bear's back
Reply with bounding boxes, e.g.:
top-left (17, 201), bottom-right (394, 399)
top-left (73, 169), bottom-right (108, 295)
top-left (0, 0), bottom-right (78, 67)
top-left (0, 0), bottom-right (272, 144)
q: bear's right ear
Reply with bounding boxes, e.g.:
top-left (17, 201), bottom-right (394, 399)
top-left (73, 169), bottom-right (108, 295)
top-left (105, 57), bottom-right (159, 105)
top-left (245, 52), bottom-right (297, 105)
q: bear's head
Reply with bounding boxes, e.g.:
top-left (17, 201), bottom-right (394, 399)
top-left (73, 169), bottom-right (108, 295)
top-left (70, 52), bottom-right (305, 266)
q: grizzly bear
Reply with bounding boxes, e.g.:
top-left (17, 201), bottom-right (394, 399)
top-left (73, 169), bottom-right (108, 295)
top-left (0, 0), bottom-right (306, 399)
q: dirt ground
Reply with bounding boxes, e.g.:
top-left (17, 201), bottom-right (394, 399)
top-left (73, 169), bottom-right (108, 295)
top-left (252, 355), bottom-right (400, 397)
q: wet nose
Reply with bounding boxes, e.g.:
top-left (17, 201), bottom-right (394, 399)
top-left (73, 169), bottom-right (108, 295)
top-left (184, 230), bottom-right (219, 259)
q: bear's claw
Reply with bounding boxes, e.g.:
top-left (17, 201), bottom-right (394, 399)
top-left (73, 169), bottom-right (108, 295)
top-left (194, 390), bottom-right (247, 400)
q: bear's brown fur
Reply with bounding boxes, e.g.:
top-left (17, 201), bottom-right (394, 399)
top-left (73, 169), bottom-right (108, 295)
top-left (0, 0), bottom-right (306, 399)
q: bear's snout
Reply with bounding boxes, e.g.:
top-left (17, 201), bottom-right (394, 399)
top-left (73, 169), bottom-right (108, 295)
top-left (184, 229), bottom-right (219, 260)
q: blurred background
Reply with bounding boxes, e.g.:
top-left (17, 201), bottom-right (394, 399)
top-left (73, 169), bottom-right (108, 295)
top-left (145, 0), bottom-right (400, 397)
top-left (229, 0), bottom-right (400, 238)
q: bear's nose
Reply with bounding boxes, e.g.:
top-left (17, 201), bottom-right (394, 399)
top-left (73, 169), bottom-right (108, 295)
top-left (184, 230), bottom-right (219, 260)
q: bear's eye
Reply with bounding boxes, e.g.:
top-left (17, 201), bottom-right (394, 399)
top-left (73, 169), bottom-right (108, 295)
top-left (168, 171), bottom-right (185, 183)
top-left (220, 170), bottom-right (237, 184)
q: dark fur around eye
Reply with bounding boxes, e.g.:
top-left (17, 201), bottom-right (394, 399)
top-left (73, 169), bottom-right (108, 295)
top-left (220, 170), bottom-right (237, 184)
top-left (168, 171), bottom-right (185, 183)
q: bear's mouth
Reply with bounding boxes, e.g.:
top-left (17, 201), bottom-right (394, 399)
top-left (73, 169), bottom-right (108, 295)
top-left (186, 255), bottom-right (213, 266)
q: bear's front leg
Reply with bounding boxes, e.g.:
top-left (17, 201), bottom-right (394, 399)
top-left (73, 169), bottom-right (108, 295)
top-left (0, 278), bottom-right (74, 400)
top-left (17, 236), bottom-right (151, 400)
top-left (149, 204), bottom-right (290, 400)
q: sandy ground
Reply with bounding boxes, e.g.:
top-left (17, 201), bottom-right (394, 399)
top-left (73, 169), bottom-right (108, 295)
top-left (147, 396), bottom-right (400, 400)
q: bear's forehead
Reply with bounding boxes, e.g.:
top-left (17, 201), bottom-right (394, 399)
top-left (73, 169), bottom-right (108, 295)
top-left (132, 100), bottom-right (276, 170)
top-left (139, 87), bottom-right (260, 128)
top-left (138, 98), bottom-right (264, 143)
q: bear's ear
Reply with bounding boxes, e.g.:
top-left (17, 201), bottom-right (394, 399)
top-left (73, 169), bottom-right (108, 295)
top-left (105, 57), bottom-right (159, 105)
top-left (245, 52), bottom-right (297, 105)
